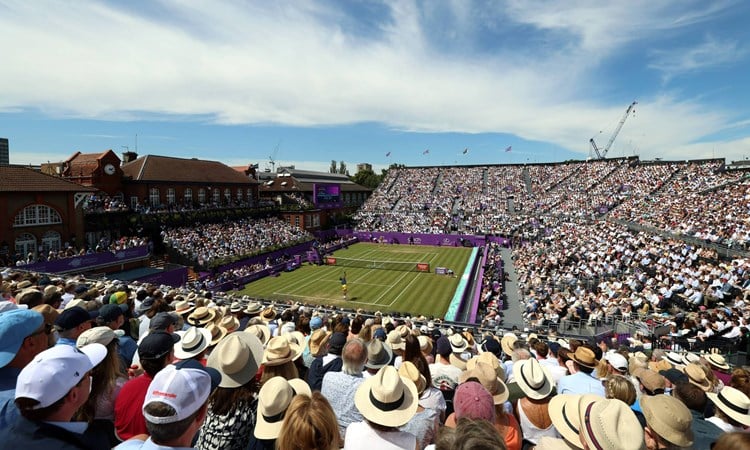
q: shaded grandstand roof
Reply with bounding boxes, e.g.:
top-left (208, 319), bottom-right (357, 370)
top-left (122, 155), bottom-right (258, 184)
top-left (0, 166), bottom-right (97, 192)
top-left (258, 169), bottom-right (370, 193)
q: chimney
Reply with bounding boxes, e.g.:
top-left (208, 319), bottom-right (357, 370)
top-left (122, 151), bottom-right (138, 163)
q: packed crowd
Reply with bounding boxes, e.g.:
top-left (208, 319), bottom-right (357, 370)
top-left (1, 272), bottom-right (749, 450)
top-left (84, 194), bottom-right (258, 215)
top-left (510, 218), bottom-right (750, 349)
top-left (161, 217), bottom-right (312, 267)
top-left (6, 236), bottom-right (150, 268)
top-left (354, 159), bottom-right (747, 244)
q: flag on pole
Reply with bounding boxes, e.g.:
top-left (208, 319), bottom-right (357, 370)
top-left (462, 148), bottom-right (468, 154)
top-left (422, 149), bottom-right (430, 155)
top-left (505, 145), bottom-right (512, 152)
top-left (386, 151), bottom-right (391, 157)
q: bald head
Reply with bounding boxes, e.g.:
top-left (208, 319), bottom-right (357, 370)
top-left (342, 338), bottom-right (367, 375)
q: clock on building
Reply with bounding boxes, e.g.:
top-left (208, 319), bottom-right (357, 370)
top-left (104, 163), bottom-right (116, 175)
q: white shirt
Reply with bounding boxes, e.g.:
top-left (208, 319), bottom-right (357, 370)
top-left (344, 421), bottom-right (416, 450)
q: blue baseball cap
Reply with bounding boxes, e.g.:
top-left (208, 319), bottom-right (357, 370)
top-left (310, 316), bottom-right (323, 330)
top-left (0, 310), bottom-right (44, 368)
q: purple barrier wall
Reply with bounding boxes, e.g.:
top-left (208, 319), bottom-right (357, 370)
top-left (137, 266), bottom-right (190, 287)
top-left (22, 246), bottom-right (151, 273)
top-left (469, 245), bottom-right (490, 323)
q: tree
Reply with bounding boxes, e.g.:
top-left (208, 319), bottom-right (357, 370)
top-left (329, 160), bottom-right (337, 174)
top-left (338, 161), bottom-right (348, 175)
top-left (351, 167), bottom-right (383, 189)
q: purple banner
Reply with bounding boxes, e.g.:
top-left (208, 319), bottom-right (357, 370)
top-left (22, 246), bottom-right (151, 274)
top-left (214, 241), bottom-right (315, 274)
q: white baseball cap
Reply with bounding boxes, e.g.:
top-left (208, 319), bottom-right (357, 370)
top-left (605, 351), bottom-right (629, 373)
top-left (143, 360), bottom-right (221, 424)
top-left (15, 343), bottom-right (107, 408)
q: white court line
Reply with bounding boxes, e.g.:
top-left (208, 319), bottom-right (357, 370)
top-left (369, 270), bottom-right (412, 305)
top-left (273, 292), bottom-right (385, 307)
top-left (386, 251), bottom-right (440, 306)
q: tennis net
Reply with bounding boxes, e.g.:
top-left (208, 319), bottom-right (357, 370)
top-left (324, 257), bottom-right (430, 273)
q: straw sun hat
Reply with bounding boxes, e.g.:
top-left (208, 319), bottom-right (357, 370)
top-left (513, 357), bottom-right (554, 400)
top-left (707, 386), bottom-right (750, 426)
top-left (579, 398), bottom-right (645, 450)
top-left (549, 394), bottom-right (601, 449)
top-left (640, 394), bottom-right (694, 448)
top-left (354, 365), bottom-right (418, 428)
top-left (254, 376), bottom-right (311, 440)
top-left (245, 324), bottom-right (271, 345)
top-left (187, 306), bottom-right (216, 326)
top-left (308, 329), bottom-right (331, 357)
top-left (207, 332), bottom-right (264, 388)
top-left (262, 336), bottom-right (303, 366)
top-left (460, 360), bottom-right (509, 404)
top-left (174, 327), bottom-right (212, 360)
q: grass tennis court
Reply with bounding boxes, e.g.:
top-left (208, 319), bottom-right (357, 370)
top-left (238, 242), bottom-right (475, 317)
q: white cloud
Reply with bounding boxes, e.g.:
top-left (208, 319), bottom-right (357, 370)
top-left (0, 0), bottom-right (745, 164)
top-left (649, 35), bottom-right (746, 81)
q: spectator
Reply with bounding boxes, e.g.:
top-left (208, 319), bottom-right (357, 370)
top-left (578, 398), bottom-right (645, 450)
top-left (54, 307), bottom-right (97, 346)
top-left (250, 376), bottom-right (311, 450)
top-left (321, 338), bottom-right (367, 436)
top-left (711, 432), bottom-right (750, 450)
top-left (260, 336), bottom-right (302, 385)
top-left (277, 392), bottom-right (342, 450)
top-left (640, 394), bottom-right (694, 450)
top-left (99, 304), bottom-right (137, 369)
top-left (114, 331), bottom-right (180, 440)
top-left (512, 358), bottom-right (558, 446)
top-left (432, 417), bottom-right (506, 450)
top-left (115, 360), bottom-right (221, 449)
top-left (556, 347), bottom-right (605, 396)
top-left (706, 385), bottom-right (750, 432)
top-left (398, 361), bottom-right (439, 449)
top-left (196, 332), bottom-right (264, 450)
top-left (0, 343), bottom-right (109, 449)
top-left (308, 332), bottom-right (346, 391)
top-left (345, 365), bottom-right (418, 450)
top-left (672, 381), bottom-right (723, 449)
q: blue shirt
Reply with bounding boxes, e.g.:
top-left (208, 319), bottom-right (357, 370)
top-left (556, 371), bottom-right (606, 396)
top-left (0, 366), bottom-right (21, 430)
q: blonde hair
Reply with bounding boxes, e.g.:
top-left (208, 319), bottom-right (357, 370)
top-left (276, 392), bottom-right (341, 450)
top-left (603, 374), bottom-right (637, 405)
top-left (260, 360), bottom-right (299, 385)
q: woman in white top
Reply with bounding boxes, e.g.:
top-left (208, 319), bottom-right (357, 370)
top-left (512, 358), bottom-right (560, 445)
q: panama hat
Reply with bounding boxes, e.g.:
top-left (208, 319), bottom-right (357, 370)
top-left (207, 332), bottom-right (264, 388)
top-left (648, 359), bottom-right (672, 373)
top-left (219, 315), bottom-right (240, 334)
top-left (640, 394), bottom-right (694, 447)
top-left (633, 368), bottom-right (666, 393)
top-left (354, 365), bottom-right (418, 428)
top-left (513, 358), bottom-right (554, 400)
top-left (386, 330), bottom-right (405, 351)
top-left (205, 323), bottom-right (227, 346)
top-left (663, 352), bottom-right (685, 367)
top-left (260, 307), bottom-right (276, 322)
top-left (187, 307), bottom-right (216, 326)
top-left (262, 336), bottom-right (302, 366)
top-left (173, 300), bottom-right (194, 315)
top-left (706, 353), bottom-right (730, 371)
top-left (467, 351), bottom-right (506, 381)
top-left (308, 329), bottom-right (331, 357)
top-left (244, 302), bottom-right (263, 315)
top-left (174, 327), bottom-right (212, 360)
top-left (245, 324), bottom-right (271, 345)
top-left (417, 335), bottom-right (433, 355)
top-left (229, 302), bottom-right (243, 313)
top-left (398, 361), bottom-right (427, 395)
top-left (282, 331), bottom-right (305, 351)
top-left (254, 376), bottom-right (311, 440)
top-left (449, 333), bottom-right (468, 353)
top-left (682, 352), bottom-right (700, 366)
top-left (571, 347), bottom-right (598, 369)
top-left (707, 386), bottom-right (750, 426)
top-left (579, 398), bottom-right (646, 450)
top-left (365, 339), bottom-right (393, 370)
top-left (501, 333), bottom-right (518, 356)
top-left (449, 353), bottom-right (468, 371)
top-left (460, 360), bottom-right (509, 404)
top-left (549, 394), bottom-right (601, 449)
top-left (684, 363), bottom-right (711, 392)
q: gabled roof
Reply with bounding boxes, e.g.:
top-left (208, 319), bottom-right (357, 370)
top-left (121, 155), bottom-right (257, 184)
top-left (0, 166), bottom-right (97, 192)
top-left (65, 149), bottom-right (117, 164)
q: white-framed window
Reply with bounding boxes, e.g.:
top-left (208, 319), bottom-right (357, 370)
top-left (213, 189), bottom-right (220, 204)
top-left (15, 233), bottom-right (37, 257)
top-left (130, 196), bottom-right (139, 209)
top-left (41, 230), bottom-right (61, 255)
top-left (236, 189), bottom-right (243, 201)
top-left (166, 188), bottom-right (176, 205)
top-left (13, 205), bottom-right (62, 227)
top-left (224, 188), bottom-right (231, 203)
top-left (149, 188), bottom-right (160, 206)
top-left (198, 188), bottom-right (206, 203)
top-left (184, 188), bottom-right (193, 204)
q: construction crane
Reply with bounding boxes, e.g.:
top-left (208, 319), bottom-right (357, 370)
top-left (589, 101), bottom-right (637, 159)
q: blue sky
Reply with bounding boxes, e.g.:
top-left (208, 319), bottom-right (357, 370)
top-left (2, 0), bottom-right (750, 173)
